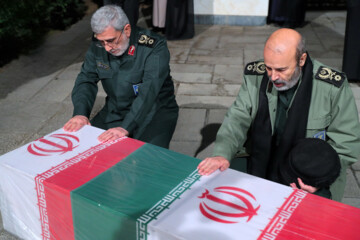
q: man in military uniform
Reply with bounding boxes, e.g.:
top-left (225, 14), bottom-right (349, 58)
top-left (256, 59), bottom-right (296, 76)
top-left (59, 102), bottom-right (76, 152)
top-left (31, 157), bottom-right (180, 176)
top-left (197, 28), bottom-right (360, 201)
top-left (63, 5), bottom-right (178, 149)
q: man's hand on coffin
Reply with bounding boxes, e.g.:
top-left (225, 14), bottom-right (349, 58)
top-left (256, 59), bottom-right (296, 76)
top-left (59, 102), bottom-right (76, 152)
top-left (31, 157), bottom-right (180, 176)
top-left (290, 178), bottom-right (318, 193)
top-left (197, 156), bottom-right (230, 176)
top-left (97, 127), bottom-right (129, 142)
top-left (63, 115), bottom-right (90, 132)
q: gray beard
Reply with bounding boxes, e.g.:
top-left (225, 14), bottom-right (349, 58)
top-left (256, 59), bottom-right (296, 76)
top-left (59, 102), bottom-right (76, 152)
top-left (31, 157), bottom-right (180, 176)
top-left (272, 65), bottom-right (301, 91)
top-left (110, 35), bottom-right (130, 56)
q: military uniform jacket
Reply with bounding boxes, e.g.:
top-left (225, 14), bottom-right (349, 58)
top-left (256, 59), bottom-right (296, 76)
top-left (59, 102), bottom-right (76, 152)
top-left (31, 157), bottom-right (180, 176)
top-left (213, 59), bottom-right (360, 201)
top-left (71, 27), bottom-right (178, 137)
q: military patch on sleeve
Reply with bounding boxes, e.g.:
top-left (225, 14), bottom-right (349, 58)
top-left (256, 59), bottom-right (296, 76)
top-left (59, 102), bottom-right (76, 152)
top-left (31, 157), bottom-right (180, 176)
top-left (138, 34), bottom-right (156, 48)
top-left (315, 66), bottom-right (345, 88)
top-left (96, 61), bottom-right (110, 70)
top-left (313, 130), bottom-right (326, 140)
top-left (244, 61), bottom-right (266, 75)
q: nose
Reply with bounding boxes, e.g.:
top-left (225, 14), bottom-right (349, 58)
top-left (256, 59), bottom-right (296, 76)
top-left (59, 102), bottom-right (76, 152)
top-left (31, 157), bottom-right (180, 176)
top-left (269, 70), bottom-right (279, 81)
top-left (104, 45), bottom-right (112, 52)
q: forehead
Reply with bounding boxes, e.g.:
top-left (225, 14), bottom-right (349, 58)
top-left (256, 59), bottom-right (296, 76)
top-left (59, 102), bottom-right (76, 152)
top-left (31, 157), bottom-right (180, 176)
top-left (95, 26), bottom-right (119, 40)
top-left (263, 47), bottom-right (297, 68)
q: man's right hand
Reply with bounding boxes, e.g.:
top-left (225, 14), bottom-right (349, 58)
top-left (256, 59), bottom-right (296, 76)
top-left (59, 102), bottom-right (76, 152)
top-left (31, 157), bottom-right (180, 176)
top-left (197, 156), bottom-right (230, 176)
top-left (63, 115), bottom-right (90, 132)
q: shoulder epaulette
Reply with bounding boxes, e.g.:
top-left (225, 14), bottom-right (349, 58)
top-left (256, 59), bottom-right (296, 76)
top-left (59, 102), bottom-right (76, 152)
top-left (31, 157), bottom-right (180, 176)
top-left (315, 66), bottom-right (345, 88)
top-left (138, 34), bottom-right (156, 48)
top-left (244, 61), bottom-right (266, 75)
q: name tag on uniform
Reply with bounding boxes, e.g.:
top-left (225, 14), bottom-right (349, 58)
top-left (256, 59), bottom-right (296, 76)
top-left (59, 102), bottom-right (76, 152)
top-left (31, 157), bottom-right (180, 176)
top-left (313, 130), bottom-right (326, 140)
top-left (133, 84), bottom-right (140, 96)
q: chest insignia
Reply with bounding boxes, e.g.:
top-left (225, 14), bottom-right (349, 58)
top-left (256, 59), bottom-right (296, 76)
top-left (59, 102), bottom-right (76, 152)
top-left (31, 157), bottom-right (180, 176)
top-left (133, 84), bottom-right (140, 96)
top-left (244, 61), bottom-right (266, 75)
top-left (128, 45), bottom-right (135, 56)
top-left (138, 34), bottom-right (156, 48)
top-left (96, 61), bottom-right (110, 70)
top-left (315, 66), bottom-right (345, 88)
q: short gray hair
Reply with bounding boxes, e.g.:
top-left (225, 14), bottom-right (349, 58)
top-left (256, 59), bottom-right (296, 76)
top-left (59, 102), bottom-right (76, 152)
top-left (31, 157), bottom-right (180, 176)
top-left (91, 5), bottom-right (129, 34)
top-left (296, 36), bottom-right (306, 64)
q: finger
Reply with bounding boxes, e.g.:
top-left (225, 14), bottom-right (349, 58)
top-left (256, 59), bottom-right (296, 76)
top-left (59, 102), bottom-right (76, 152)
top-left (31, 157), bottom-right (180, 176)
top-left (297, 178), bottom-right (305, 188)
top-left (97, 132), bottom-right (108, 142)
top-left (99, 135), bottom-right (112, 142)
top-left (298, 178), bottom-right (317, 193)
top-left (98, 130), bottom-right (118, 142)
top-left (203, 169), bottom-right (215, 176)
top-left (198, 159), bottom-right (209, 168)
top-left (219, 161), bottom-right (230, 171)
top-left (197, 164), bottom-right (208, 175)
top-left (63, 123), bottom-right (71, 132)
top-left (204, 162), bottom-right (220, 175)
top-left (63, 119), bottom-right (75, 131)
top-left (219, 165), bottom-right (228, 171)
top-left (66, 123), bottom-right (77, 132)
top-left (65, 120), bottom-right (84, 132)
top-left (198, 163), bottom-right (214, 175)
top-left (74, 123), bottom-right (85, 132)
top-left (200, 167), bottom-right (216, 176)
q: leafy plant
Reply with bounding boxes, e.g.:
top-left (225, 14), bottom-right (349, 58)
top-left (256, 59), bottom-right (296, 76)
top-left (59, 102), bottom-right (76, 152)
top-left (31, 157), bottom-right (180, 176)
top-left (0, 0), bottom-right (87, 67)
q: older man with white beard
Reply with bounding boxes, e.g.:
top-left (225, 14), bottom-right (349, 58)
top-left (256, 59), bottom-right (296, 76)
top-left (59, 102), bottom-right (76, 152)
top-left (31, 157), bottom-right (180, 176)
top-left (197, 28), bottom-right (360, 202)
top-left (63, 5), bottom-right (178, 149)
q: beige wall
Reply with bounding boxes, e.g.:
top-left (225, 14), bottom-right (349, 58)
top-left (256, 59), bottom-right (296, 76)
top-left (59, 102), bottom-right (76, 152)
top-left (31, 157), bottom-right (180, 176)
top-left (194, 0), bottom-right (269, 17)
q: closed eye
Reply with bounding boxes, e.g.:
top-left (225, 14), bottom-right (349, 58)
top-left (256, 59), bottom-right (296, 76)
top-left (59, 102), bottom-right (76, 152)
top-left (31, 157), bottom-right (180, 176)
top-left (265, 66), bottom-right (287, 72)
top-left (101, 38), bottom-right (116, 44)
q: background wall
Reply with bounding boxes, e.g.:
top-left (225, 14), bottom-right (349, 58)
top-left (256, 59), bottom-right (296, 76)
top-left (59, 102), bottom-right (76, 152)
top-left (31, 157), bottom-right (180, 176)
top-left (194, 0), bottom-right (269, 25)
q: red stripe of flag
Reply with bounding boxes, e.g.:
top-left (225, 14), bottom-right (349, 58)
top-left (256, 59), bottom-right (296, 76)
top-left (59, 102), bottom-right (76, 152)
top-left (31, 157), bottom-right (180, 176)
top-left (36, 137), bottom-right (144, 240)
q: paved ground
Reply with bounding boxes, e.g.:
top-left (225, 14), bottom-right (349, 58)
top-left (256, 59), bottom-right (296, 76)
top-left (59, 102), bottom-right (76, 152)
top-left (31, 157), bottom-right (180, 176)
top-left (1, 8), bottom-right (360, 239)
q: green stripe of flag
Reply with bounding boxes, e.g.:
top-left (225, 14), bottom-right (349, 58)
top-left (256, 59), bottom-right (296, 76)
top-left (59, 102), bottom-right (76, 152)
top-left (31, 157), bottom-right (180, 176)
top-left (71, 143), bottom-right (201, 240)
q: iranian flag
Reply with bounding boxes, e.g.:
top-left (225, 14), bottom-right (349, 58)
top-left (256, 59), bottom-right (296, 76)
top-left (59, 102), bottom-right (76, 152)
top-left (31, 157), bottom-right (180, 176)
top-left (0, 126), bottom-right (359, 240)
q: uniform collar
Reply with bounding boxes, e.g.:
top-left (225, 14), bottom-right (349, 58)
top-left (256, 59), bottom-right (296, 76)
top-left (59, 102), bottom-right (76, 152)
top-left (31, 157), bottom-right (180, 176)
top-left (124, 26), bottom-right (139, 59)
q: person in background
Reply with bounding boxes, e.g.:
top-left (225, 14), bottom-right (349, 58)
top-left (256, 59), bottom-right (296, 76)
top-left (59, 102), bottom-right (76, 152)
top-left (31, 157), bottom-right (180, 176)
top-left (152, 0), bottom-right (194, 40)
top-left (268, 0), bottom-right (306, 28)
top-left (63, 5), bottom-right (178, 149)
top-left (165, 0), bottom-right (194, 40)
top-left (103, 0), bottom-right (139, 27)
top-left (152, 0), bottom-right (167, 33)
top-left (197, 28), bottom-right (360, 202)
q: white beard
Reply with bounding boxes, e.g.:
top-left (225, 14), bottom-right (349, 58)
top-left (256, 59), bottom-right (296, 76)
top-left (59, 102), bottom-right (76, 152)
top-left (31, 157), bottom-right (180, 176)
top-left (109, 35), bottom-right (130, 56)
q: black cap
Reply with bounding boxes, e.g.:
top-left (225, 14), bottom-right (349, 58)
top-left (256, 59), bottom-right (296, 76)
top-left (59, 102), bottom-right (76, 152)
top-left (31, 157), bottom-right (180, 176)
top-left (280, 138), bottom-right (341, 188)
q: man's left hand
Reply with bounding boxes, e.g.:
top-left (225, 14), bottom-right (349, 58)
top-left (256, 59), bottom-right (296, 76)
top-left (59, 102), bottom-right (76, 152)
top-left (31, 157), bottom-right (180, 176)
top-left (290, 178), bottom-right (318, 193)
top-left (97, 127), bottom-right (129, 142)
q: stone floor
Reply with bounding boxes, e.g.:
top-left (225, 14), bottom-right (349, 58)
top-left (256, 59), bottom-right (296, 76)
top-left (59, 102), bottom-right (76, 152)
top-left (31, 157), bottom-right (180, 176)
top-left (167, 11), bottom-right (360, 209)
top-left (0, 9), bottom-right (359, 239)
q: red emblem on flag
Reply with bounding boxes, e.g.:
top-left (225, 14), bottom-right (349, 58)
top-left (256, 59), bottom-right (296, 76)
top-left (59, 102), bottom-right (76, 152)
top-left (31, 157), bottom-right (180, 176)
top-left (198, 186), bottom-right (260, 223)
top-left (27, 134), bottom-right (80, 156)
top-left (128, 45), bottom-right (135, 56)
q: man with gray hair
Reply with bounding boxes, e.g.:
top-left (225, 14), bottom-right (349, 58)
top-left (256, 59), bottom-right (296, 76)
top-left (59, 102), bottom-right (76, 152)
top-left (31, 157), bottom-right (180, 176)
top-left (63, 5), bottom-right (179, 149)
top-left (198, 28), bottom-right (360, 202)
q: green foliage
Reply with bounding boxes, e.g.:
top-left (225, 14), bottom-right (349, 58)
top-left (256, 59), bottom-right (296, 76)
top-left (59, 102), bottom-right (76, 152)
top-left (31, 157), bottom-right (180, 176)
top-left (47, 0), bottom-right (87, 30)
top-left (0, 0), bottom-right (87, 67)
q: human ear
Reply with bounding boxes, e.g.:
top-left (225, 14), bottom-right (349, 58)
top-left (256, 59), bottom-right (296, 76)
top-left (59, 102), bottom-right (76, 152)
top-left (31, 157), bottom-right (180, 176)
top-left (124, 24), bottom-right (131, 38)
top-left (299, 53), bottom-right (307, 67)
